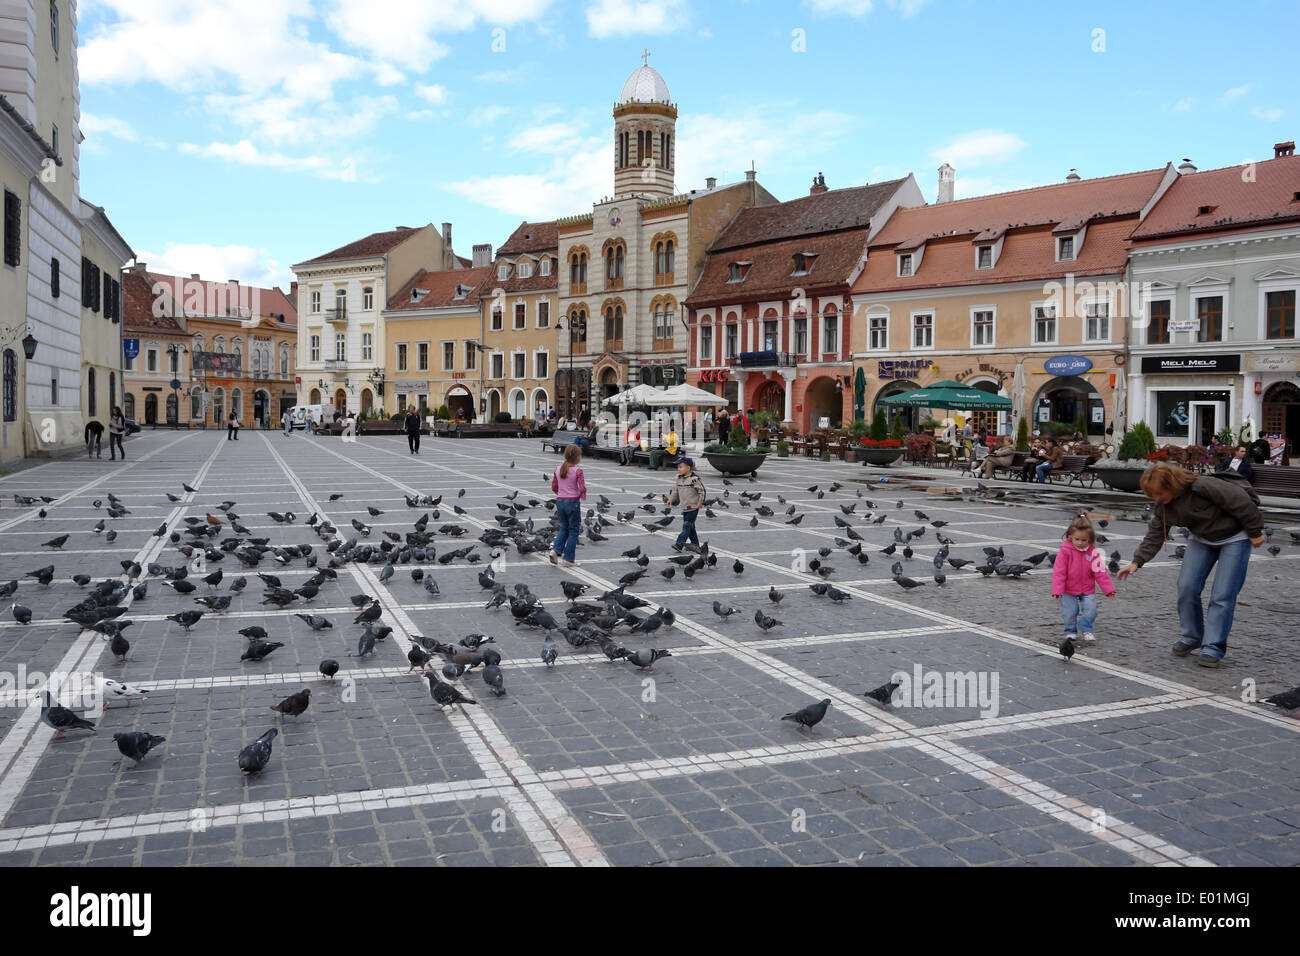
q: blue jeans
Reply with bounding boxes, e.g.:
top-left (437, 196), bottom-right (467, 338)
top-left (1036, 462), bottom-right (1053, 483)
top-left (1176, 538), bottom-right (1251, 661)
top-left (1059, 593), bottom-right (1097, 635)
top-left (283, 420), bottom-right (291, 435)
top-left (552, 498), bottom-right (581, 562)
top-left (674, 508), bottom-right (699, 548)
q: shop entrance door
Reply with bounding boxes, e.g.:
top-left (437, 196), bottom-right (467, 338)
top-left (1189, 401), bottom-right (1224, 447)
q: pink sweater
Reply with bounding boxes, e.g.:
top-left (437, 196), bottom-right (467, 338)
top-left (1051, 542), bottom-right (1115, 597)
top-left (552, 465), bottom-right (587, 500)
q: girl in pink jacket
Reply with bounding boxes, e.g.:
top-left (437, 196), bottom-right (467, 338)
top-left (1052, 514), bottom-right (1116, 643)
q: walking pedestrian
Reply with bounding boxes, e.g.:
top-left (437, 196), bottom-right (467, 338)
top-left (84, 419), bottom-right (104, 458)
top-left (1117, 463), bottom-right (1264, 667)
top-left (669, 456), bottom-right (706, 552)
top-left (549, 445), bottom-right (586, 567)
top-left (227, 411), bottom-right (240, 440)
top-left (716, 410), bottom-right (730, 446)
top-left (1052, 514), bottom-right (1116, 644)
top-left (282, 409), bottom-right (292, 435)
top-left (108, 407), bottom-right (126, 460)
top-left (404, 407), bottom-right (421, 454)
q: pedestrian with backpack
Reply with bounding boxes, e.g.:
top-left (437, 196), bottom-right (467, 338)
top-left (1117, 463), bottom-right (1264, 668)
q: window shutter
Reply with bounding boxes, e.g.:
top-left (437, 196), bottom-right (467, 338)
top-left (50, 258), bottom-right (59, 297)
top-left (2, 190), bottom-right (19, 267)
top-left (103, 272), bottom-right (112, 320)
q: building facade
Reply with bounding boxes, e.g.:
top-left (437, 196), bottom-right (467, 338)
top-left (482, 222), bottom-right (557, 421)
top-left (383, 265), bottom-right (490, 419)
top-left (78, 201), bottom-right (130, 427)
top-left (293, 223), bottom-right (461, 417)
top-left (685, 173), bottom-right (923, 430)
top-left (850, 165), bottom-right (1175, 437)
top-left (1126, 145), bottom-right (1300, 455)
top-left (555, 61), bottom-right (776, 422)
top-left (121, 267), bottom-right (188, 427)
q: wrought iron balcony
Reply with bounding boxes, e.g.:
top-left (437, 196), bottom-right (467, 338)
top-left (326, 307), bottom-right (347, 324)
top-left (729, 350), bottom-right (794, 369)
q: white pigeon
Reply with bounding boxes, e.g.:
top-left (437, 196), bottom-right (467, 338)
top-left (101, 677), bottom-right (149, 708)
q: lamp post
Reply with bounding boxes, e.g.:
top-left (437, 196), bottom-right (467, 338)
top-left (166, 343), bottom-right (187, 428)
top-left (465, 342), bottom-right (487, 423)
top-left (556, 316), bottom-right (586, 424)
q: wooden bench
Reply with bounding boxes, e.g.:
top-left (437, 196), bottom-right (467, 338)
top-left (1047, 454), bottom-right (1098, 489)
top-left (1251, 464), bottom-right (1300, 498)
top-left (990, 451), bottom-right (1031, 480)
top-left (540, 430), bottom-right (584, 453)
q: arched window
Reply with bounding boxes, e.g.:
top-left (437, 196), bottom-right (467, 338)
top-left (280, 345), bottom-right (290, 377)
top-left (192, 334), bottom-right (204, 353)
top-left (605, 304), bottom-right (624, 347)
top-left (335, 289), bottom-right (347, 316)
top-left (665, 239), bottom-right (674, 274)
top-left (655, 242), bottom-right (665, 276)
top-left (251, 349), bottom-right (260, 373)
top-left (87, 367), bottom-right (96, 417)
top-left (211, 386), bottom-right (225, 424)
top-left (190, 386), bottom-right (202, 419)
top-left (213, 335), bottom-right (225, 354)
top-left (231, 387), bottom-right (242, 420)
top-left (3, 349), bottom-right (16, 422)
top-left (362, 286), bottom-right (373, 310)
top-left (232, 338), bottom-right (242, 370)
top-left (123, 393), bottom-right (135, 421)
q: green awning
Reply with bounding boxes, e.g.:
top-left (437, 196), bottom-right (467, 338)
top-left (878, 383), bottom-right (1012, 410)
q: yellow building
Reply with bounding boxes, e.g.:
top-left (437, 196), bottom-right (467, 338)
top-left (480, 222), bottom-right (558, 421)
top-left (383, 266), bottom-right (491, 419)
top-left (0, 111), bottom-right (37, 465)
top-left (77, 202), bottom-right (131, 428)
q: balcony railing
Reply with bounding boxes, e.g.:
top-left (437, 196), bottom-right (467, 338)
top-left (327, 307), bottom-right (347, 323)
top-left (729, 350), bottom-right (794, 369)
top-left (324, 359), bottom-right (347, 370)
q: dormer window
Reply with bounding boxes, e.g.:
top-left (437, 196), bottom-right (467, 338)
top-left (1056, 236), bottom-right (1074, 262)
top-left (410, 288), bottom-right (429, 303)
top-left (977, 246), bottom-right (993, 269)
top-left (539, 258), bottom-right (551, 276)
top-left (898, 253), bottom-right (913, 277)
top-left (453, 284), bottom-right (470, 300)
top-left (727, 261), bottom-right (751, 283)
top-left (497, 263), bottom-right (510, 281)
top-left (791, 252), bottom-right (817, 276)
top-left (518, 260), bottom-right (533, 279)
top-left (1197, 205), bottom-right (1216, 216)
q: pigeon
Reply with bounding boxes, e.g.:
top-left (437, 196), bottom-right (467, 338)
top-left (768, 586), bottom-right (785, 605)
top-left (101, 678), bottom-right (148, 707)
top-left (482, 664), bottom-right (506, 697)
top-left (893, 576), bottom-right (926, 590)
top-left (294, 614), bottom-right (333, 632)
top-left (1260, 686), bottom-right (1300, 712)
top-left (42, 534), bottom-right (69, 550)
top-left (781, 698), bottom-right (830, 732)
top-left (319, 659), bottom-right (340, 683)
top-left (238, 729), bottom-right (278, 776)
top-left (271, 689), bottom-right (311, 718)
top-left (754, 609), bottom-right (783, 633)
top-left (407, 642), bottom-right (433, 672)
top-left (826, 587), bottom-right (851, 603)
top-left (1060, 636), bottom-right (1075, 663)
top-left (424, 673), bottom-right (477, 710)
top-left (541, 635), bottom-right (559, 668)
top-left (113, 732), bottom-right (166, 768)
top-left (712, 600), bottom-right (743, 621)
top-left (732, 559), bottom-right (744, 577)
top-left (239, 626), bottom-right (268, 641)
top-left (11, 603), bottom-right (31, 625)
top-left (863, 680), bottom-right (900, 707)
top-left (1267, 545), bottom-right (1282, 557)
top-left (934, 571), bottom-right (946, 586)
top-left (108, 633), bottom-right (130, 662)
top-left (166, 610), bottom-right (204, 631)
top-left (355, 628), bottom-right (377, 659)
top-left (40, 691), bottom-right (95, 739)
top-left (195, 595), bottom-right (232, 612)
top-left (242, 640), bottom-right (284, 662)
top-left (625, 648), bottom-right (672, 670)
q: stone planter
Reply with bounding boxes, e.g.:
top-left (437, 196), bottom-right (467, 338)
top-left (854, 446), bottom-right (905, 467)
top-left (703, 451), bottom-right (769, 476)
top-left (1090, 466), bottom-right (1147, 493)
top-left (776, 447), bottom-right (790, 458)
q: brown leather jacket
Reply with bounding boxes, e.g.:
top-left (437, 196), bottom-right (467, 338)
top-left (1042, 445), bottom-right (1064, 468)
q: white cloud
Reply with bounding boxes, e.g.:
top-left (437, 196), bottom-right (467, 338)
top-left (508, 121), bottom-right (588, 154)
top-left (474, 68), bottom-right (526, 84)
top-left (1172, 97), bottom-right (1194, 113)
top-left (134, 242), bottom-right (293, 290)
top-left (81, 112), bottom-right (137, 141)
top-left (586, 0), bottom-right (689, 37)
top-left (1249, 106), bottom-right (1284, 121)
top-left (179, 140), bottom-right (359, 181)
top-left (405, 109), bottom-right (435, 120)
top-left (201, 93), bottom-right (399, 147)
top-left (929, 129), bottom-right (1027, 168)
top-left (466, 105), bottom-right (510, 127)
top-left (804, 0), bottom-right (930, 16)
top-left (414, 83), bottom-right (448, 104)
top-left (1218, 83), bottom-right (1251, 107)
top-left (675, 107), bottom-right (858, 190)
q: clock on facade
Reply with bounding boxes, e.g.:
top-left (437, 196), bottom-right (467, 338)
top-left (609, 209), bottom-right (621, 226)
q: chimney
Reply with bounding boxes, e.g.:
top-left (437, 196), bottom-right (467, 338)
top-left (1275, 141), bottom-right (1296, 158)
top-left (131, 261), bottom-right (147, 275)
top-left (705, 176), bottom-right (716, 189)
top-left (191, 273), bottom-right (200, 280)
top-left (1177, 158), bottom-right (1197, 174)
top-left (937, 163), bottom-right (955, 203)
top-left (1065, 168), bottom-right (1081, 182)
top-left (290, 281), bottom-right (298, 298)
top-left (744, 162), bottom-right (756, 182)
top-left (472, 243), bottom-right (493, 269)
top-left (809, 172), bottom-right (828, 195)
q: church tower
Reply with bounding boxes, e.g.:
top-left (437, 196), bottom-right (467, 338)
top-left (612, 52), bottom-right (676, 200)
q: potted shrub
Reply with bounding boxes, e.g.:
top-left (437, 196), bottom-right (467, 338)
top-left (776, 438), bottom-right (790, 458)
top-left (905, 432), bottom-right (936, 463)
top-left (704, 420), bottom-right (771, 476)
top-left (1090, 422), bottom-right (1157, 492)
top-left (494, 411), bottom-right (513, 424)
top-left (854, 437), bottom-right (904, 466)
top-left (869, 409), bottom-right (888, 442)
top-left (889, 415), bottom-right (906, 443)
top-left (1015, 416), bottom-right (1031, 452)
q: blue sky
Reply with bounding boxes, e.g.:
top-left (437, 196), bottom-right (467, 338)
top-left (77, 0), bottom-right (1297, 291)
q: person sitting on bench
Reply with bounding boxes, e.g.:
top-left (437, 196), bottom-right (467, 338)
top-left (620, 426), bottom-right (641, 465)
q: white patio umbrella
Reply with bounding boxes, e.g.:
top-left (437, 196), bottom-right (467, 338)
top-left (600, 383), bottom-right (659, 407)
top-left (653, 383), bottom-right (730, 407)
top-left (1011, 362), bottom-right (1027, 429)
top-left (1112, 367), bottom-right (1127, 435)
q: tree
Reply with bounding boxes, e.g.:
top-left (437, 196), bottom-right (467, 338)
top-left (1073, 410), bottom-right (1089, 437)
top-left (1015, 416), bottom-right (1030, 452)
top-left (889, 414), bottom-right (906, 442)
top-left (869, 409), bottom-right (888, 441)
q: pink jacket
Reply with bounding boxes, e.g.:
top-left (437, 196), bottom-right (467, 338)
top-left (1051, 542), bottom-right (1115, 597)
top-left (552, 465), bottom-right (587, 500)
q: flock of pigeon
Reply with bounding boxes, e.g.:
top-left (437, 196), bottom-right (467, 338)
top-left (6, 460), bottom-right (1300, 789)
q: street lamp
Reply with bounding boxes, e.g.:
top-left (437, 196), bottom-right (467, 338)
top-left (0, 325), bottom-right (37, 359)
top-left (465, 341), bottom-right (487, 423)
top-left (166, 344), bottom-right (187, 428)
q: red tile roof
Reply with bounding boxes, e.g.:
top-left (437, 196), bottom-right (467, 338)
top-left (1130, 154), bottom-right (1300, 240)
top-left (711, 179), bottom-right (908, 251)
top-left (302, 226), bottom-right (420, 264)
top-left (498, 221), bottom-right (559, 255)
top-left (122, 271), bottom-right (184, 333)
top-left (124, 268), bottom-right (298, 328)
top-left (689, 228), bottom-right (869, 305)
top-left (387, 266), bottom-right (492, 312)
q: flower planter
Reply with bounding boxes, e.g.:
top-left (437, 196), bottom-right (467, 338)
top-left (703, 451), bottom-right (769, 476)
top-left (776, 447), bottom-right (790, 458)
top-left (1090, 466), bottom-right (1147, 493)
top-left (854, 447), bottom-right (905, 467)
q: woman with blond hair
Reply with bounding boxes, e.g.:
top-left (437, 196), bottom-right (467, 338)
top-left (1117, 463), bottom-right (1264, 667)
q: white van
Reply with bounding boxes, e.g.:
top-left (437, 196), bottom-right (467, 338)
top-left (289, 404), bottom-right (329, 430)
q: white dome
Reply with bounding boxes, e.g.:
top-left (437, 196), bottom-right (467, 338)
top-left (619, 65), bottom-right (670, 105)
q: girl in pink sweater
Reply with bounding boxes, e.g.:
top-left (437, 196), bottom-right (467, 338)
top-left (1052, 514), bottom-right (1116, 643)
